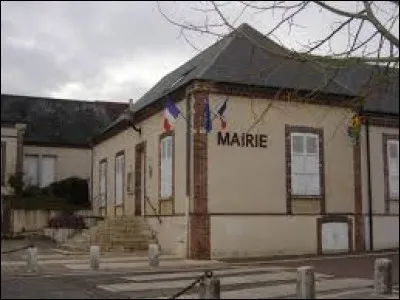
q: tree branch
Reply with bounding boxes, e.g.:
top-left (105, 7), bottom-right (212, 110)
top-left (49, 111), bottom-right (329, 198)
top-left (362, 1), bottom-right (399, 48)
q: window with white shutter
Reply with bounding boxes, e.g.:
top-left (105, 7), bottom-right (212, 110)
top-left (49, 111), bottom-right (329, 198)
top-left (160, 135), bottom-right (173, 198)
top-left (40, 156), bottom-right (56, 187)
top-left (291, 132), bottom-right (321, 196)
top-left (115, 152), bottom-right (125, 205)
top-left (99, 160), bottom-right (107, 207)
top-left (24, 155), bottom-right (39, 187)
top-left (387, 140), bottom-right (399, 200)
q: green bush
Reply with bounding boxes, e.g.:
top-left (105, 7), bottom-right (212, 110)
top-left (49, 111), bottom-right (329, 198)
top-left (8, 172), bottom-right (24, 196)
top-left (49, 177), bottom-right (90, 207)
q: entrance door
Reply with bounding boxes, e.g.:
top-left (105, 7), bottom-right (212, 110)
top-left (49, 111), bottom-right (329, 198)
top-left (135, 143), bottom-right (146, 216)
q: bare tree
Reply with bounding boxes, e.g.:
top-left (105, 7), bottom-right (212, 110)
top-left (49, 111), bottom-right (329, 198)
top-left (157, 1), bottom-right (399, 67)
top-left (157, 1), bottom-right (398, 140)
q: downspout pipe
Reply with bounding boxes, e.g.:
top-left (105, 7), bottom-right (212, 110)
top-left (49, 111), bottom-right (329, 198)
top-left (365, 116), bottom-right (374, 251)
top-left (185, 89), bottom-right (192, 259)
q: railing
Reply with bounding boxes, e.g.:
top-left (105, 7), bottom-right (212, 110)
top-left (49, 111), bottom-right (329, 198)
top-left (145, 196), bottom-right (162, 224)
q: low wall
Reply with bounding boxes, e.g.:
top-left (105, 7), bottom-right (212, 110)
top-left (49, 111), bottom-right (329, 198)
top-left (371, 216), bottom-right (399, 250)
top-left (210, 215), bottom-right (318, 259)
top-left (42, 228), bottom-right (77, 244)
top-left (11, 209), bottom-right (92, 233)
top-left (146, 216), bottom-right (187, 257)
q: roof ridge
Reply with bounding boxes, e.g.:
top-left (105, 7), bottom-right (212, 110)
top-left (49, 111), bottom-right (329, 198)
top-left (196, 33), bottom-right (236, 79)
top-left (0, 93), bottom-right (127, 105)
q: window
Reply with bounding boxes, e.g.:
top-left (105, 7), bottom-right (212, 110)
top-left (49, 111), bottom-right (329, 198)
top-left (160, 135), bottom-right (173, 198)
top-left (40, 156), bottom-right (56, 188)
top-left (115, 152), bottom-right (125, 205)
top-left (291, 133), bottom-right (320, 196)
top-left (387, 139), bottom-right (399, 200)
top-left (23, 155), bottom-right (56, 188)
top-left (99, 159), bottom-right (107, 207)
top-left (23, 155), bottom-right (39, 187)
top-left (1, 142), bottom-right (5, 186)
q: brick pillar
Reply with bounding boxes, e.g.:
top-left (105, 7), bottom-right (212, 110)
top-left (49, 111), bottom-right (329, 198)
top-left (353, 137), bottom-right (365, 252)
top-left (189, 87), bottom-right (211, 260)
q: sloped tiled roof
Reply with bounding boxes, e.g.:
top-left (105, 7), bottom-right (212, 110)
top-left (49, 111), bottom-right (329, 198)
top-left (1, 94), bottom-right (127, 146)
top-left (132, 23), bottom-right (398, 115)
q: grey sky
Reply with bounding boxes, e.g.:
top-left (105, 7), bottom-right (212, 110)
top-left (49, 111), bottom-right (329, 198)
top-left (1, 1), bottom-right (397, 103)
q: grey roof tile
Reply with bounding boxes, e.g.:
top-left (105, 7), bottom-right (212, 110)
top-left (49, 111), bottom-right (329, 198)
top-left (1, 94), bottom-right (127, 146)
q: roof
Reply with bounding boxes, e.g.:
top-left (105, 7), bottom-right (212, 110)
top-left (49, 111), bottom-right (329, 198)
top-left (1, 94), bottom-right (127, 147)
top-left (132, 23), bottom-right (398, 115)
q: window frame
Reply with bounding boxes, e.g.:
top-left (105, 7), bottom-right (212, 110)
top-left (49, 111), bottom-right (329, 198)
top-left (99, 158), bottom-right (108, 208)
top-left (383, 134), bottom-right (399, 213)
top-left (285, 125), bottom-right (325, 214)
top-left (114, 150), bottom-right (125, 207)
top-left (1, 142), bottom-right (5, 187)
top-left (40, 155), bottom-right (57, 188)
top-left (159, 131), bottom-right (175, 204)
top-left (23, 154), bottom-right (40, 187)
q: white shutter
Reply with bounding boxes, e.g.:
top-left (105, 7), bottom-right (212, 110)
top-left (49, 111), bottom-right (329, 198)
top-left (161, 136), bottom-right (173, 198)
top-left (388, 140), bottom-right (399, 199)
top-left (115, 154), bottom-right (124, 205)
top-left (166, 137), bottom-right (173, 197)
top-left (40, 156), bottom-right (56, 187)
top-left (291, 134), bottom-right (305, 195)
top-left (99, 161), bottom-right (107, 206)
top-left (160, 138), bottom-right (166, 198)
top-left (23, 155), bottom-right (39, 186)
top-left (291, 133), bottom-right (320, 196)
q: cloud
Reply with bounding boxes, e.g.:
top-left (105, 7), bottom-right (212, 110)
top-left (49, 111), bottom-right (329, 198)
top-left (1, 1), bottom-right (212, 102)
top-left (2, 1), bottom-right (396, 102)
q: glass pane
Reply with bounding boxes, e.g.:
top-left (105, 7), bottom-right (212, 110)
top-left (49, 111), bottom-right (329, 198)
top-left (291, 155), bottom-right (304, 174)
top-left (389, 175), bottom-right (399, 198)
top-left (292, 135), bottom-right (304, 153)
top-left (23, 156), bottom-right (39, 186)
top-left (306, 135), bottom-right (318, 154)
top-left (388, 142), bottom-right (399, 159)
top-left (304, 155), bottom-right (319, 174)
top-left (41, 156), bottom-right (56, 188)
top-left (291, 174), bottom-right (303, 195)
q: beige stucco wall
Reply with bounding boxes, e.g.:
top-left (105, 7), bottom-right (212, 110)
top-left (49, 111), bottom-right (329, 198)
top-left (92, 127), bottom-right (136, 216)
top-left (92, 100), bottom-right (187, 220)
top-left (371, 216), bottom-right (399, 250)
top-left (1, 126), bottom-right (18, 195)
top-left (208, 95), bottom-right (355, 214)
top-left (135, 100), bottom-right (187, 216)
top-left (211, 216), bottom-right (318, 258)
top-left (360, 125), bottom-right (399, 215)
top-left (12, 209), bottom-right (60, 233)
top-left (23, 145), bottom-right (91, 183)
top-left (146, 216), bottom-right (187, 256)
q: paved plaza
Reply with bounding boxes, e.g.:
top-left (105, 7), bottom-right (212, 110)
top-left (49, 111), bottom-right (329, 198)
top-left (1, 240), bottom-right (399, 299)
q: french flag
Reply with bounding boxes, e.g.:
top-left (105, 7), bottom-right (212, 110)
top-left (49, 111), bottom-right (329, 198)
top-left (164, 98), bottom-right (180, 132)
top-left (216, 98), bottom-right (228, 130)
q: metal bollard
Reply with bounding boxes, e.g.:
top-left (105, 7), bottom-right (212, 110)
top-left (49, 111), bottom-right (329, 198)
top-left (296, 266), bottom-right (315, 299)
top-left (198, 277), bottom-right (206, 299)
top-left (374, 258), bottom-right (392, 295)
top-left (26, 246), bottom-right (38, 272)
top-left (148, 243), bottom-right (160, 267)
top-left (205, 277), bottom-right (220, 299)
top-left (90, 245), bottom-right (100, 270)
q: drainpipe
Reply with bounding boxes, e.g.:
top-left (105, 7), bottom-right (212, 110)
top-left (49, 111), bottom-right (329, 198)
top-left (185, 89), bottom-right (192, 259)
top-left (365, 117), bottom-right (374, 251)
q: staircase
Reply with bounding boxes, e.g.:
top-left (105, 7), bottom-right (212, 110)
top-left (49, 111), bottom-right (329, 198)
top-left (60, 216), bottom-right (157, 253)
